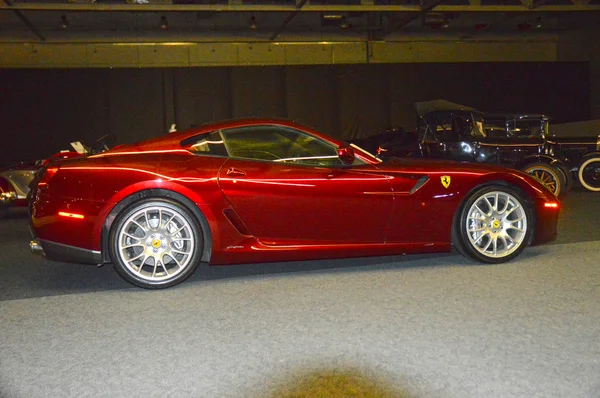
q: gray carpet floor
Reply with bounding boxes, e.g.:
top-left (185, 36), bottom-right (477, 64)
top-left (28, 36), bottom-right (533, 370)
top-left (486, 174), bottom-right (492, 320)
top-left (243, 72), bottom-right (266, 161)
top-left (1, 187), bottom-right (599, 397)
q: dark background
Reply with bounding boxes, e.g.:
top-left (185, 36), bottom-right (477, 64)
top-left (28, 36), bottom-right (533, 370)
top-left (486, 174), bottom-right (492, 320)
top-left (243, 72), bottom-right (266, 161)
top-left (0, 62), bottom-right (589, 162)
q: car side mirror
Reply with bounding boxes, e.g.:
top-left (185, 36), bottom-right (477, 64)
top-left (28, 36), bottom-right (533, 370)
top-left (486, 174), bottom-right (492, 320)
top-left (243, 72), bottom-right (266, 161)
top-left (338, 145), bottom-right (355, 165)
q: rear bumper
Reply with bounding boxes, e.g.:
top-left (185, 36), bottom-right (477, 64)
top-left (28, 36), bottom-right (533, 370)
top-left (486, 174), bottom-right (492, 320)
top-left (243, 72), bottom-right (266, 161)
top-left (30, 238), bottom-right (102, 265)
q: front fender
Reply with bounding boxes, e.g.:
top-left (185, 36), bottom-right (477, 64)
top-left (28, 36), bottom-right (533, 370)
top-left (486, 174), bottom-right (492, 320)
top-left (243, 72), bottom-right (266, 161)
top-left (515, 155), bottom-right (569, 170)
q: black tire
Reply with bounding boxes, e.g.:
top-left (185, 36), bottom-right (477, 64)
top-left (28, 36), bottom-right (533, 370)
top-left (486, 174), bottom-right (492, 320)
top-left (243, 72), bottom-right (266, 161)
top-left (578, 156), bottom-right (600, 192)
top-left (555, 163), bottom-right (573, 194)
top-left (108, 198), bottom-right (204, 289)
top-left (453, 184), bottom-right (534, 264)
top-left (522, 163), bottom-right (563, 197)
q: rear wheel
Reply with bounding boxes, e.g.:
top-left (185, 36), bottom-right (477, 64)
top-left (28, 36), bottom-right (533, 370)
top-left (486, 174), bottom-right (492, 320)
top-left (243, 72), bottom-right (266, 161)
top-left (109, 198), bottom-right (204, 289)
top-left (453, 185), bottom-right (533, 263)
top-left (523, 163), bottom-right (563, 197)
top-left (578, 157), bottom-right (600, 192)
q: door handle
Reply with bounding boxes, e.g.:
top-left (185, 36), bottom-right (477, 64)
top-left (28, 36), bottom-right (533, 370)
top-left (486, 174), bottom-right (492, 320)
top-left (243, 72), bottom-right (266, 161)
top-left (226, 167), bottom-right (246, 177)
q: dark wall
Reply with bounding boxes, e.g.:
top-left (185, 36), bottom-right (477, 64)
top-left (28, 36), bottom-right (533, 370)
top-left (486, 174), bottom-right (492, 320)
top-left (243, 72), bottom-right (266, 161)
top-left (0, 62), bottom-right (589, 162)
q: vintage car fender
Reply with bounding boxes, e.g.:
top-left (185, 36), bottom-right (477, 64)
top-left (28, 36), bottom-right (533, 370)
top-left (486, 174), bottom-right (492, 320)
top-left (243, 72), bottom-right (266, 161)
top-left (579, 151), bottom-right (600, 164)
top-left (515, 154), bottom-right (570, 170)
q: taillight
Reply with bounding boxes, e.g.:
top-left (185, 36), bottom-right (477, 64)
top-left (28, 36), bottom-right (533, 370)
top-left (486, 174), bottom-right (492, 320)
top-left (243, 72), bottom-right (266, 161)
top-left (37, 166), bottom-right (59, 187)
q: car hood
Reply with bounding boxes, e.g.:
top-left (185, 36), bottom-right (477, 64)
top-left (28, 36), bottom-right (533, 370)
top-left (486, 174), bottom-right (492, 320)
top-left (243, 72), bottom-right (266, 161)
top-left (379, 157), bottom-right (517, 175)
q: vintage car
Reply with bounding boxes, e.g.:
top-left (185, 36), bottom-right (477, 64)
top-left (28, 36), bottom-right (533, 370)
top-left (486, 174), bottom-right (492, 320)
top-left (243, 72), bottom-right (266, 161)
top-left (0, 161), bottom-right (38, 218)
top-left (373, 100), bottom-right (572, 197)
top-left (548, 120), bottom-right (600, 192)
top-left (28, 118), bottom-right (560, 289)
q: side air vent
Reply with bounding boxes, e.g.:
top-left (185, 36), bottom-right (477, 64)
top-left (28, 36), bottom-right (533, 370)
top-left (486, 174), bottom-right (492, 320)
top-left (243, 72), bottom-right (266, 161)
top-left (410, 176), bottom-right (429, 194)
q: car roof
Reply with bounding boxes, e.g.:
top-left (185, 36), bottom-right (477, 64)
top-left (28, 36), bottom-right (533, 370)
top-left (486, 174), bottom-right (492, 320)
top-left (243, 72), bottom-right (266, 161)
top-left (99, 118), bottom-right (343, 156)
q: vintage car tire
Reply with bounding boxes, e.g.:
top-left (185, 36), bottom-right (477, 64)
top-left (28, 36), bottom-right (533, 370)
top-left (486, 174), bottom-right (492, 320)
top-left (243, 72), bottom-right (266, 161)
top-left (578, 156), bottom-right (600, 192)
top-left (108, 198), bottom-right (204, 289)
top-left (522, 163), bottom-right (563, 197)
top-left (556, 164), bottom-right (573, 194)
top-left (453, 185), bottom-right (533, 264)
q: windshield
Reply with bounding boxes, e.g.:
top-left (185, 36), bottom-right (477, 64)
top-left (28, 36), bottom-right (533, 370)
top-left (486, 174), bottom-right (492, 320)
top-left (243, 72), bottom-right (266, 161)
top-left (421, 110), bottom-right (485, 141)
top-left (349, 143), bottom-right (382, 163)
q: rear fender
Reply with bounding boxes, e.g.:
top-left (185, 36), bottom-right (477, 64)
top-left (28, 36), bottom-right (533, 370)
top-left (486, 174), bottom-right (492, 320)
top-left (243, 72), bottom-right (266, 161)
top-left (98, 187), bottom-right (213, 265)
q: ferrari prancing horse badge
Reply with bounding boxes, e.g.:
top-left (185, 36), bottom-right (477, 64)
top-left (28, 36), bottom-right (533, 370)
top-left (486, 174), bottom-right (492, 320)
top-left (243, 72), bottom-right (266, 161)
top-left (441, 175), bottom-right (451, 189)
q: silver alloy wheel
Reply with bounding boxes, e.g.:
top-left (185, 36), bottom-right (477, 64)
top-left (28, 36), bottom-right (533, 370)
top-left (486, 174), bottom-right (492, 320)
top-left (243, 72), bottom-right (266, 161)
top-left (465, 191), bottom-right (528, 259)
top-left (117, 205), bottom-right (195, 282)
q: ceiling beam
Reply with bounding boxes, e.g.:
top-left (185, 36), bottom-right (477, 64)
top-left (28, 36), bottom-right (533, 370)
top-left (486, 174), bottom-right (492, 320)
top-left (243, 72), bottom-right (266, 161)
top-left (460, 12), bottom-right (518, 40)
top-left (2, 0), bottom-right (46, 41)
top-left (270, 0), bottom-right (309, 41)
top-left (1, 4), bottom-right (599, 12)
top-left (379, 0), bottom-right (440, 40)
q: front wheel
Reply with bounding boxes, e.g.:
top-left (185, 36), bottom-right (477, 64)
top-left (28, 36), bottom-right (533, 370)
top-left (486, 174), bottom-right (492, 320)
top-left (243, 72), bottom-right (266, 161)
top-left (578, 157), bottom-right (600, 192)
top-left (108, 198), bottom-right (204, 289)
top-left (453, 185), bottom-right (533, 263)
top-left (523, 163), bottom-right (563, 197)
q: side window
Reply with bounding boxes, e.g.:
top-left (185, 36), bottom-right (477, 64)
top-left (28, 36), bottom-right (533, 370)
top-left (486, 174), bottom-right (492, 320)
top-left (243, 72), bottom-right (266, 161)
top-left (222, 126), bottom-right (344, 166)
top-left (182, 131), bottom-right (228, 157)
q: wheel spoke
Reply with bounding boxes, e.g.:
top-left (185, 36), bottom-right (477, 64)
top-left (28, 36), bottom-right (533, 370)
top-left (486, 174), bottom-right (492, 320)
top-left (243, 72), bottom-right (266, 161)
top-left (137, 255), bottom-right (150, 273)
top-left (469, 226), bottom-right (486, 232)
top-left (499, 235), bottom-right (508, 250)
top-left (122, 243), bottom-right (144, 249)
top-left (473, 231), bottom-right (489, 245)
top-left (123, 232), bottom-right (141, 241)
top-left (144, 210), bottom-right (151, 230)
top-left (132, 220), bottom-right (146, 232)
top-left (164, 214), bottom-right (176, 229)
top-left (170, 248), bottom-right (191, 255)
top-left (484, 197), bottom-right (494, 212)
top-left (128, 251), bottom-right (145, 262)
top-left (152, 259), bottom-right (159, 278)
top-left (468, 216), bottom-right (487, 221)
top-left (482, 237), bottom-right (493, 252)
top-left (170, 225), bottom-right (186, 236)
top-left (474, 204), bottom-right (488, 216)
top-left (505, 204), bottom-right (520, 217)
top-left (500, 196), bottom-right (510, 213)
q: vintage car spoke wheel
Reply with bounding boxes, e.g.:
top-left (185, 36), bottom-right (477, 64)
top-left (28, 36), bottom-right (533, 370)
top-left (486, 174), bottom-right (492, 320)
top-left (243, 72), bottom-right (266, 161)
top-left (578, 157), bottom-right (600, 192)
top-left (523, 163), bottom-right (562, 197)
top-left (454, 185), bottom-right (532, 264)
top-left (109, 199), bottom-right (203, 289)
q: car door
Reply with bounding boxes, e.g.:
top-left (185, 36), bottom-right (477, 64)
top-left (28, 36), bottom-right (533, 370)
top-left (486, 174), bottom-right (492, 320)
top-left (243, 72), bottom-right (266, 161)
top-left (215, 125), bottom-right (393, 245)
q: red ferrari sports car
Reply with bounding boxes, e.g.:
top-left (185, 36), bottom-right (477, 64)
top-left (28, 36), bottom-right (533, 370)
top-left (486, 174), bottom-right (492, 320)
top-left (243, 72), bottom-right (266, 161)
top-left (29, 118), bottom-right (560, 289)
